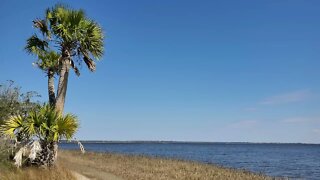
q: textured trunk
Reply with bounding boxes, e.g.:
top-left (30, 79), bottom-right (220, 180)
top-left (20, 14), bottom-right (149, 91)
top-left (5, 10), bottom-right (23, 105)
top-left (55, 50), bottom-right (70, 114)
top-left (47, 70), bottom-right (56, 106)
top-left (31, 141), bottom-right (58, 167)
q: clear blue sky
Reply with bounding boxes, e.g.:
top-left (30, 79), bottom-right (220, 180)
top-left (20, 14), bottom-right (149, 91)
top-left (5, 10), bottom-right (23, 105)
top-left (1, 0), bottom-right (320, 143)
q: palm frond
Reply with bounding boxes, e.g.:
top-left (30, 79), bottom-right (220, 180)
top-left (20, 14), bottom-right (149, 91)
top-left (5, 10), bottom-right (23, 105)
top-left (79, 20), bottom-right (104, 59)
top-left (82, 51), bottom-right (96, 72)
top-left (56, 113), bottom-right (79, 140)
top-left (70, 59), bottom-right (80, 76)
top-left (0, 115), bottom-right (23, 138)
top-left (36, 50), bottom-right (60, 71)
top-left (33, 19), bottom-right (51, 39)
top-left (25, 34), bottom-right (48, 55)
top-left (24, 111), bottom-right (41, 136)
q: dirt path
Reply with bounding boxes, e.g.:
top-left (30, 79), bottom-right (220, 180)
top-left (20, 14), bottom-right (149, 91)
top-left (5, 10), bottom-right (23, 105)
top-left (72, 171), bottom-right (91, 180)
top-left (58, 153), bottom-right (124, 180)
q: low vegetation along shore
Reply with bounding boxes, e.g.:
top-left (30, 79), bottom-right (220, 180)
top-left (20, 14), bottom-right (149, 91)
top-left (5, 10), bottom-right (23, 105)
top-left (1, 150), bottom-right (271, 180)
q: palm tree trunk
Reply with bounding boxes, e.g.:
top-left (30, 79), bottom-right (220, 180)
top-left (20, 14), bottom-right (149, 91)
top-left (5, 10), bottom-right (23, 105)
top-left (47, 141), bottom-right (58, 166)
top-left (55, 54), bottom-right (70, 114)
top-left (53, 141), bottom-right (58, 164)
top-left (32, 141), bottom-right (58, 167)
top-left (47, 69), bottom-right (56, 106)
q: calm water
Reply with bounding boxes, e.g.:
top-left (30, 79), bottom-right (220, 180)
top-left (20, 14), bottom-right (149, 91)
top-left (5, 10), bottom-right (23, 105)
top-left (60, 142), bottom-right (320, 179)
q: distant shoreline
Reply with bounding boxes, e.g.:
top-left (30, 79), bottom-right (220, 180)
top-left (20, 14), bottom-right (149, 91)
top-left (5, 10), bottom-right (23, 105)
top-left (60, 140), bottom-right (320, 145)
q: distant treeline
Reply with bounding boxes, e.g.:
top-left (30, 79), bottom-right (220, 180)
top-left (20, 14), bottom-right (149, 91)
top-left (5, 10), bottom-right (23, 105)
top-left (59, 140), bottom-right (318, 145)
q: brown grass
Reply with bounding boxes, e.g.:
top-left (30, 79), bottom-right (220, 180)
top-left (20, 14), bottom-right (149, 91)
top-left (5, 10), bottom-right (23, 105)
top-left (0, 149), bottom-right (276, 180)
top-left (59, 150), bottom-right (273, 180)
top-left (0, 165), bottom-right (76, 180)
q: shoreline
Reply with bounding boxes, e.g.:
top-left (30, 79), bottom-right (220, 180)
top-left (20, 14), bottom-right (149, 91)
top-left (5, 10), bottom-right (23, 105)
top-left (58, 150), bottom-right (271, 180)
top-left (0, 149), bottom-right (276, 180)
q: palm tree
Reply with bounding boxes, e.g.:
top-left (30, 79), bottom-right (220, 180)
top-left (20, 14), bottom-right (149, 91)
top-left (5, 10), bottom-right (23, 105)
top-left (25, 20), bottom-right (60, 106)
top-left (0, 104), bottom-right (79, 166)
top-left (45, 5), bottom-right (104, 113)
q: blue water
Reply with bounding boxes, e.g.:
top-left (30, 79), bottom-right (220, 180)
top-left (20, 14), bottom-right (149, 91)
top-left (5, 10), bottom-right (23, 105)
top-left (60, 142), bottom-right (320, 179)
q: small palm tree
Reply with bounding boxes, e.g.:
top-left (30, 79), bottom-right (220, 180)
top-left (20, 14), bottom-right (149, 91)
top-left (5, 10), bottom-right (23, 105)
top-left (0, 104), bottom-right (79, 167)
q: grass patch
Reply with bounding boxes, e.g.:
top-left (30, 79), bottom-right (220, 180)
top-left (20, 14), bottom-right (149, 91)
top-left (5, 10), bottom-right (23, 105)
top-left (0, 146), bottom-right (276, 180)
top-left (0, 166), bottom-right (76, 180)
top-left (60, 150), bottom-right (273, 180)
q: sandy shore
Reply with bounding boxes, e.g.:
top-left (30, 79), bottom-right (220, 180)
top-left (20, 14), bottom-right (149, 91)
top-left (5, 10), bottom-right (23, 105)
top-left (58, 150), bottom-right (271, 180)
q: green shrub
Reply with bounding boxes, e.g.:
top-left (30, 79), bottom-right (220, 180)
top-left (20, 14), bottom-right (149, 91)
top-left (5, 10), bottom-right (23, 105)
top-left (0, 80), bottom-right (40, 125)
top-left (0, 138), bottom-right (14, 170)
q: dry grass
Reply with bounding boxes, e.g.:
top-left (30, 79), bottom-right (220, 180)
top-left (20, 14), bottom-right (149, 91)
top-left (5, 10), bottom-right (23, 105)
top-left (0, 140), bottom-right (76, 180)
top-left (0, 149), bottom-right (275, 180)
top-left (0, 165), bottom-right (76, 180)
top-left (59, 150), bottom-right (273, 180)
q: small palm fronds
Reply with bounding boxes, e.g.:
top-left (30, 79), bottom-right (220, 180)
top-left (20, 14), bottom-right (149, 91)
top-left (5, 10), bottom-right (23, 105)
top-left (39, 104), bottom-right (60, 128)
top-left (0, 104), bottom-right (79, 167)
top-left (0, 115), bottom-right (24, 138)
top-left (34, 104), bottom-right (78, 142)
top-left (0, 104), bottom-right (79, 142)
top-left (55, 114), bottom-right (79, 141)
top-left (24, 111), bottom-right (40, 136)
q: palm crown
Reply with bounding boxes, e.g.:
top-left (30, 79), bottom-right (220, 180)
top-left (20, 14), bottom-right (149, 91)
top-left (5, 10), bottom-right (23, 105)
top-left (25, 4), bottom-right (104, 76)
top-left (46, 4), bottom-right (104, 72)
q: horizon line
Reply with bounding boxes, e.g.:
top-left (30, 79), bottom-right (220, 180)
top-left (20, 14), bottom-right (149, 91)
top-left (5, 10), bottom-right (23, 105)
top-left (60, 140), bottom-right (320, 145)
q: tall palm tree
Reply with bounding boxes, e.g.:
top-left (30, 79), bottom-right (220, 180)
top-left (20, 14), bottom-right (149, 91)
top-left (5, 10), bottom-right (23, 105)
top-left (0, 104), bottom-right (79, 166)
top-left (25, 4), bottom-right (103, 113)
top-left (45, 5), bottom-right (104, 113)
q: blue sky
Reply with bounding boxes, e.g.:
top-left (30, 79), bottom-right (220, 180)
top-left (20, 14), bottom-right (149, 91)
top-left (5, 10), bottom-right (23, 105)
top-left (1, 0), bottom-right (320, 143)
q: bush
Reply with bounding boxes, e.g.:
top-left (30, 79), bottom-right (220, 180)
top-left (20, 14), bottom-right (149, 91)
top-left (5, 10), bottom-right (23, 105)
top-left (0, 80), bottom-right (41, 169)
top-left (0, 138), bottom-right (14, 170)
top-left (0, 80), bottom-right (40, 125)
